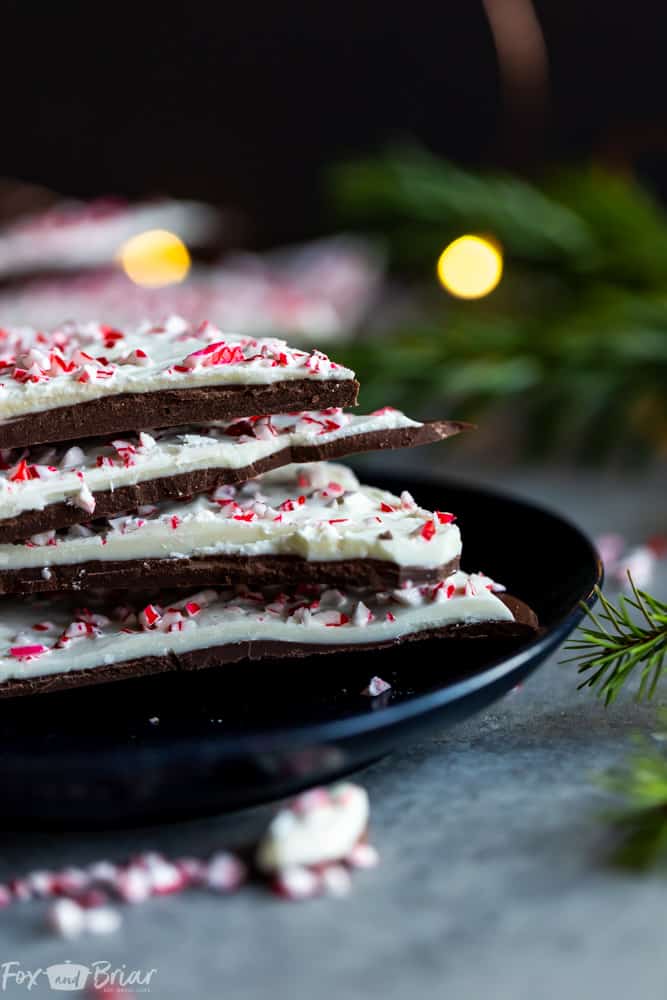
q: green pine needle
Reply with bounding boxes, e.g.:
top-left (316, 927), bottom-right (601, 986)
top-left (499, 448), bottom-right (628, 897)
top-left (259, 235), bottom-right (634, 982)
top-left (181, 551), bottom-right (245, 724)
top-left (599, 710), bottom-right (667, 869)
top-left (564, 576), bottom-right (667, 704)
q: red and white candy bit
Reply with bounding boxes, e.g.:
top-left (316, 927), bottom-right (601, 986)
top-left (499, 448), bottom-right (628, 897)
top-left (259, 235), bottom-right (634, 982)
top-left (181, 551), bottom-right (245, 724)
top-left (138, 604), bottom-right (161, 629)
top-left (121, 347), bottom-right (152, 367)
top-left (73, 482), bottom-right (96, 514)
top-left (70, 888), bottom-right (109, 910)
top-left (114, 866), bottom-right (152, 904)
top-left (352, 601), bottom-right (373, 627)
top-left (26, 869), bottom-right (56, 898)
top-left (87, 860), bottom-right (119, 885)
top-left (48, 898), bottom-right (86, 938)
top-left (320, 864), bottom-right (352, 897)
top-left (27, 528), bottom-right (56, 546)
top-left (9, 877), bottom-right (31, 901)
top-left (420, 519), bottom-right (436, 541)
top-left (181, 340), bottom-right (245, 370)
top-left (174, 857), bottom-right (207, 887)
top-left (362, 676), bottom-right (392, 697)
top-left (595, 533), bottom-right (666, 590)
top-left (134, 853), bottom-right (188, 896)
top-left (51, 866), bottom-right (90, 896)
top-left (272, 866), bottom-right (322, 901)
top-left (48, 898), bottom-right (122, 938)
top-left (613, 545), bottom-right (656, 590)
top-left (595, 533), bottom-right (626, 573)
top-left (9, 644), bottom-right (48, 660)
top-left (430, 580), bottom-right (456, 602)
top-left (345, 843), bottom-right (380, 870)
top-left (205, 853), bottom-right (247, 893)
top-left (291, 787), bottom-right (332, 814)
top-left (84, 907), bottom-right (123, 935)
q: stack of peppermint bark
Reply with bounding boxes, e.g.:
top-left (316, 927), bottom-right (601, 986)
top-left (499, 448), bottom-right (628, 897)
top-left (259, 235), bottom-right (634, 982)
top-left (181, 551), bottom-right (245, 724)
top-left (0, 317), bottom-right (537, 697)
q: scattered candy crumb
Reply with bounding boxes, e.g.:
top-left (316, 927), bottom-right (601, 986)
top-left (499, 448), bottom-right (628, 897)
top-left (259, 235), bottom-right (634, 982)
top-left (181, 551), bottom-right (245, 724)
top-left (3, 783), bottom-right (378, 934)
top-left (362, 676), bottom-right (392, 697)
top-left (595, 533), bottom-right (666, 591)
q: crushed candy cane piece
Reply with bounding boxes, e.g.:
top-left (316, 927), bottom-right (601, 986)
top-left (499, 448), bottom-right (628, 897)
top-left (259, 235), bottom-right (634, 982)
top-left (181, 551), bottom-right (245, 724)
top-left (272, 866), bottom-right (322, 901)
top-left (10, 644), bottom-right (48, 659)
top-left (614, 545), bottom-right (656, 590)
top-left (420, 519), bottom-right (436, 541)
top-left (345, 843), bottom-right (380, 869)
top-left (48, 898), bottom-right (86, 938)
top-left (362, 676), bottom-right (392, 697)
top-left (320, 864), bottom-right (352, 897)
top-left (85, 906), bottom-right (122, 935)
top-left (73, 482), bottom-right (96, 514)
top-left (206, 853), bottom-right (247, 893)
top-left (114, 866), bottom-right (152, 904)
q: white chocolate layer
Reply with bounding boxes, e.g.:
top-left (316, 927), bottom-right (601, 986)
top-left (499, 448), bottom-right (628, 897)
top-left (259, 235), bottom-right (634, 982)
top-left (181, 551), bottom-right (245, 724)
top-left (0, 463), bottom-right (461, 572)
top-left (0, 408), bottom-right (420, 521)
top-left (0, 316), bottom-right (354, 420)
top-left (0, 571), bottom-right (514, 685)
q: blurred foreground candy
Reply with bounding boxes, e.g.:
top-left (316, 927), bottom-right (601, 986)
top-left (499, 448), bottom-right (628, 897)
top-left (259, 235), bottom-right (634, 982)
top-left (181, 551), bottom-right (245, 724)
top-left (256, 782), bottom-right (370, 873)
top-left (613, 545), bottom-right (656, 590)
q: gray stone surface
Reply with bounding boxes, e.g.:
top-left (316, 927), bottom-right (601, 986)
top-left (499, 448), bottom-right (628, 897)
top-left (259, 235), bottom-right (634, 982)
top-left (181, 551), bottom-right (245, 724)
top-left (1, 460), bottom-right (665, 1000)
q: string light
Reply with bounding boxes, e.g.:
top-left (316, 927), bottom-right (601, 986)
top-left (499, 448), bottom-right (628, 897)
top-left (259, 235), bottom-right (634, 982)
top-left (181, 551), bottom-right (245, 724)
top-left (117, 229), bottom-right (191, 288)
top-left (437, 235), bottom-right (503, 299)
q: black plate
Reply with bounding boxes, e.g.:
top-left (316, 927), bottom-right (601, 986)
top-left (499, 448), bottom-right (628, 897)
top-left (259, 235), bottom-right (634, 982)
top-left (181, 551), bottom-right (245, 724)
top-left (0, 474), bottom-right (601, 828)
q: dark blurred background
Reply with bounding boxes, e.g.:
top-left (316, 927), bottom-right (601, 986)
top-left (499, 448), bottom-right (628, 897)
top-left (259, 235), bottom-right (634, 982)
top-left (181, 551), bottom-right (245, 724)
top-left (2, 1), bottom-right (666, 244)
top-left (1, 0), bottom-right (666, 465)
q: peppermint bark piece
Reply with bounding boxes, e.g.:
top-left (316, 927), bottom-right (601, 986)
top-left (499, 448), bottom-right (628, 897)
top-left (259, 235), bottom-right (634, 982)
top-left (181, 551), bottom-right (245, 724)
top-left (0, 317), bottom-right (359, 449)
top-left (0, 197), bottom-right (222, 281)
top-left (0, 408), bottom-right (470, 543)
top-left (0, 464), bottom-right (462, 593)
top-left (0, 572), bottom-right (539, 698)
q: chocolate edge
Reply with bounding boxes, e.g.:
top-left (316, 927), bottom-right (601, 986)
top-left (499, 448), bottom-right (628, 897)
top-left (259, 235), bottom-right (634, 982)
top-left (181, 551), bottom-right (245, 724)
top-left (0, 377), bottom-right (361, 450)
top-left (0, 555), bottom-right (462, 596)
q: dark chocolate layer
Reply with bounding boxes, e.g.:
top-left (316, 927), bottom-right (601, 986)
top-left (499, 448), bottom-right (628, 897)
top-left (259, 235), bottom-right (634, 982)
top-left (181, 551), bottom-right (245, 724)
top-left (0, 594), bottom-right (539, 699)
top-left (0, 377), bottom-right (360, 450)
top-left (0, 419), bottom-right (469, 543)
top-left (0, 554), bottom-right (461, 596)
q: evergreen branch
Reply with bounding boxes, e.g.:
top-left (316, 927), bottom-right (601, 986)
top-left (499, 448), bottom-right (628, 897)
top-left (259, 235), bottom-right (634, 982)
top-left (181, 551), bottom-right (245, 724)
top-left (599, 710), bottom-right (667, 869)
top-left (565, 580), bottom-right (667, 704)
top-left (328, 149), bottom-right (667, 460)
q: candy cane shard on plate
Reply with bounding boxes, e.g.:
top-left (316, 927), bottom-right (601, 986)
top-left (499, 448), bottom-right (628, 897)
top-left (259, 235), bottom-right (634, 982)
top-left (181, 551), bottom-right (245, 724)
top-left (0, 463), bottom-right (464, 593)
top-left (0, 571), bottom-right (538, 698)
top-left (0, 317), bottom-right (360, 449)
top-left (0, 407), bottom-right (471, 542)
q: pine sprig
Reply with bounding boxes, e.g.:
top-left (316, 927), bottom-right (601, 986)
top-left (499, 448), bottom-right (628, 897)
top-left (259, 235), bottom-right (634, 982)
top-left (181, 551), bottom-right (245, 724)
top-left (599, 710), bottom-right (667, 869)
top-left (564, 578), bottom-right (667, 704)
top-left (329, 148), bottom-right (667, 460)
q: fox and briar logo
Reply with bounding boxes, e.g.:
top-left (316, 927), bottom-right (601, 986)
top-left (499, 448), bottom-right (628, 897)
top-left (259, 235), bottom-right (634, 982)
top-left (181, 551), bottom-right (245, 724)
top-left (0, 960), bottom-right (157, 992)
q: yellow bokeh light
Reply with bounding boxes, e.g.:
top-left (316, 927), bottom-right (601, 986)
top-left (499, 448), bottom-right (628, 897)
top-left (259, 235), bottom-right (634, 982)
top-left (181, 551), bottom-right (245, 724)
top-left (118, 229), bottom-right (191, 288)
top-left (436, 235), bottom-right (503, 299)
